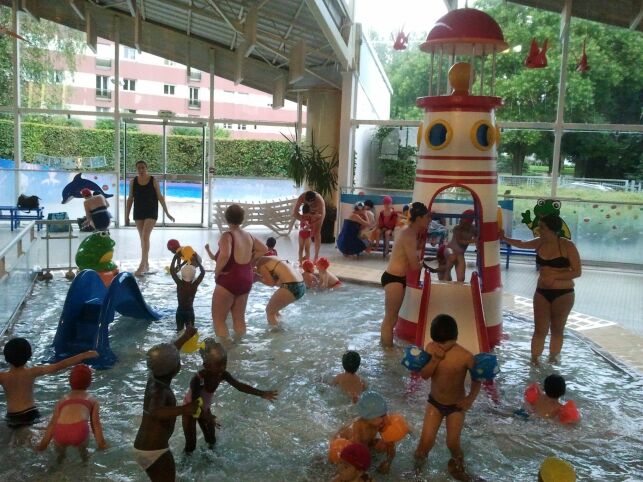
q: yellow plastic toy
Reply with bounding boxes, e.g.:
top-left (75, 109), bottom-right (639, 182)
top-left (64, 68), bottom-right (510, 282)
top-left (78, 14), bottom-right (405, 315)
top-left (380, 413), bottom-right (409, 443)
top-left (180, 331), bottom-right (205, 354)
top-left (179, 246), bottom-right (196, 263)
top-left (539, 457), bottom-right (576, 482)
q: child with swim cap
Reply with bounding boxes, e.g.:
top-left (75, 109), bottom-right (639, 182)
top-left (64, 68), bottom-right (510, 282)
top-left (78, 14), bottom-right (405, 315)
top-left (374, 195), bottom-right (397, 257)
top-left (524, 374), bottom-right (580, 424)
top-left (301, 260), bottom-right (318, 289)
top-left (182, 338), bottom-right (278, 453)
top-left (133, 327), bottom-right (201, 481)
top-left (265, 237), bottom-right (278, 257)
top-left (539, 457), bottom-right (576, 482)
top-left (316, 257), bottom-right (341, 289)
top-left (298, 204), bottom-right (315, 262)
top-left (334, 391), bottom-right (396, 474)
top-left (170, 251), bottom-right (205, 331)
top-left (37, 364), bottom-right (107, 462)
top-left (446, 210), bottom-right (477, 282)
top-left (0, 338), bottom-right (97, 433)
top-left (414, 314), bottom-right (481, 479)
top-left (81, 188), bottom-right (111, 232)
top-left (331, 351), bottom-right (367, 403)
top-left (331, 442), bottom-right (375, 482)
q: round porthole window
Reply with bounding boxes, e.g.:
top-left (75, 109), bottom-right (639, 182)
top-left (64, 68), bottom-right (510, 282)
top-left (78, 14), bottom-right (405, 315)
top-left (471, 121), bottom-right (495, 151)
top-left (425, 120), bottom-right (452, 150)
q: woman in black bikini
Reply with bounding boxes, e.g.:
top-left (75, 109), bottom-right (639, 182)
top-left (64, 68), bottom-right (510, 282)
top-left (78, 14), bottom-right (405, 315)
top-left (255, 256), bottom-right (306, 329)
top-left (500, 214), bottom-right (581, 364)
top-left (125, 161), bottom-right (175, 277)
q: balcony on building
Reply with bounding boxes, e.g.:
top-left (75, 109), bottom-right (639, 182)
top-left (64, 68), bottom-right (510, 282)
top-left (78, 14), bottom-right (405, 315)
top-left (96, 89), bottom-right (112, 100)
top-left (95, 57), bottom-right (112, 69)
top-left (188, 99), bottom-right (201, 109)
top-left (188, 70), bottom-right (202, 82)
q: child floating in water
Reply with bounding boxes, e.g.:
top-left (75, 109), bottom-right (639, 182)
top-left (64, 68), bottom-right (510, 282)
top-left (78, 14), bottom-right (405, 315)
top-left (170, 251), bottom-right (205, 331)
top-left (331, 442), bottom-right (375, 482)
top-left (446, 210), bottom-right (477, 282)
top-left (81, 188), bottom-right (111, 232)
top-left (334, 391), bottom-right (396, 474)
top-left (265, 237), bottom-right (278, 257)
top-left (182, 338), bottom-right (278, 453)
top-left (37, 364), bottom-right (107, 462)
top-left (301, 260), bottom-right (318, 289)
top-left (0, 338), bottom-right (97, 435)
top-left (524, 374), bottom-right (580, 424)
top-left (331, 351), bottom-right (367, 403)
top-left (133, 327), bottom-right (201, 481)
top-left (414, 314), bottom-right (481, 480)
top-left (316, 257), bottom-right (341, 290)
top-left (298, 204), bottom-right (315, 262)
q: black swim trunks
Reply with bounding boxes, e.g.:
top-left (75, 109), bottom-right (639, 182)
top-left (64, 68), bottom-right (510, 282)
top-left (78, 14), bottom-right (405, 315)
top-left (381, 271), bottom-right (406, 288)
top-left (176, 306), bottom-right (195, 331)
top-left (5, 406), bottom-right (41, 428)
top-left (428, 395), bottom-right (461, 417)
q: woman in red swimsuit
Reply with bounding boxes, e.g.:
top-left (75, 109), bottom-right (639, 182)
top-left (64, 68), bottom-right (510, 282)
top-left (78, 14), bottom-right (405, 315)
top-left (500, 214), bottom-right (581, 364)
top-left (205, 205), bottom-right (268, 339)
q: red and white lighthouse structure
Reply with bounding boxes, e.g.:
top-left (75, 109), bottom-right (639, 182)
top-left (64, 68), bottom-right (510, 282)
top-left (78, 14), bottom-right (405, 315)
top-left (395, 8), bottom-right (507, 352)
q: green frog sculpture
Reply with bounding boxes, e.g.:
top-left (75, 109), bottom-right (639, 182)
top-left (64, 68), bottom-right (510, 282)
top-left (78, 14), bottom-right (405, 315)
top-left (76, 231), bottom-right (117, 272)
top-left (521, 199), bottom-right (571, 239)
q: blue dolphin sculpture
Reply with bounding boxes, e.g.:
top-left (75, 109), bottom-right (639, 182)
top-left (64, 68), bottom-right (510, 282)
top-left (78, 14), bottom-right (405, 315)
top-left (61, 173), bottom-right (114, 204)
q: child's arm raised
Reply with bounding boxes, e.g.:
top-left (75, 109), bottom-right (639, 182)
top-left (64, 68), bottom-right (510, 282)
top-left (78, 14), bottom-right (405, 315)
top-left (173, 325), bottom-right (197, 350)
top-left (90, 400), bottom-right (108, 449)
top-left (170, 252), bottom-right (181, 283)
top-left (223, 372), bottom-right (278, 401)
top-left (32, 351), bottom-right (99, 377)
top-left (194, 256), bottom-right (206, 285)
top-left (36, 402), bottom-right (61, 451)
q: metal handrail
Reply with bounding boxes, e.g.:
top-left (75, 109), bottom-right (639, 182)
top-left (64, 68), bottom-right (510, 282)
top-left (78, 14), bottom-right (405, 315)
top-left (38, 219), bottom-right (84, 279)
top-left (0, 221), bottom-right (36, 278)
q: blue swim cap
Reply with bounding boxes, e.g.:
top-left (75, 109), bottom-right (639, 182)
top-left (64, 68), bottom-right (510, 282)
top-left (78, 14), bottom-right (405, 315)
top-left (470, 353), bottom-right (499, 381)
top-left (401, 345), bottom-right (431, 372)
top-left (357, 391), bottom-right (387, 420)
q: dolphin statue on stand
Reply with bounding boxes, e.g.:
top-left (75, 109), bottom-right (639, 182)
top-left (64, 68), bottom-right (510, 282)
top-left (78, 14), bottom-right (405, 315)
top-left (61, 173), bottom-right (114, 204)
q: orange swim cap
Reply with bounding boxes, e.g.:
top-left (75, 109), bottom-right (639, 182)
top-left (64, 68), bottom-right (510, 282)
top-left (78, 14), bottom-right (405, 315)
top-left (316, 257), bottom-right (330, 270)
top-left (302, 260), bottom-right (315, 273)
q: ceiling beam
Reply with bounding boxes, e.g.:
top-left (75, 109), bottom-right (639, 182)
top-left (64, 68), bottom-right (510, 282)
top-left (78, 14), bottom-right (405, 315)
top-left (630, 1), bottom-right (643, 30)
top-left (68, 0), bottom-right (84, 21)
top-left (304, 0), bottom-right (351, 69)
top-left (125, 0), bottom-right (136, 17)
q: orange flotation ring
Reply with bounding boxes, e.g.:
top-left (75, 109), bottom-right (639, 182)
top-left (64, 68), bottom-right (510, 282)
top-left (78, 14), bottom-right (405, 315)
top-left (328, 437), bottom-right (351, 463)
top-left (558, 400), bottom-right (580, 424)
top-left (380, 413), bottom-right (409, 443)
top-left (97, 268), bottom-right (119, 287)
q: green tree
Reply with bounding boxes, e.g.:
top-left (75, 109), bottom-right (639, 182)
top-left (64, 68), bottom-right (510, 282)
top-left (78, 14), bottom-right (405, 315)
top-left (171, 126), bottom-right (229, 138)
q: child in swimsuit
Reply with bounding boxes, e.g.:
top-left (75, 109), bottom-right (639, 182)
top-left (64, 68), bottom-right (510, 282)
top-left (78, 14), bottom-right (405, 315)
top-left (446, 210), bottom-right (477, 282)
top-left (316, 257), bottom-right (342, 290)
top-left (133, 327), bottom-right (201, 481)
top-left (524, 374), bottom-right (579, 423)
top-left (298, 204), bottom-right (315, 262)
top-left (331, 351), bottom-right (367, 403)
top-left (415, 314), bottom-right (481, 479)
top-left (425, 245), bottom-right (452, 281)
top-left (0, 338), bottom-right (97, 434)
top-left (301, 260), bottom-right (319, 289)
top-left (181, 339), bottom-right (278, 453)
top-left (332, 442), bottom-right (375, 482)
top-left (265, 237), bottom-right (278, 257)
top-left (334, 391), bottom-right (396, 474)
top-left (81, 188), bottom-right (111, 232)
top-left (37, 364), bottom-right (107, 461)
top-left (170, 251), bottom-right (205, 331)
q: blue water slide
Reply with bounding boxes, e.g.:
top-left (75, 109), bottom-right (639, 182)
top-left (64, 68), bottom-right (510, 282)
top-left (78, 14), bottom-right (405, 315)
top-left (51, 270), bottom-right (161, 368)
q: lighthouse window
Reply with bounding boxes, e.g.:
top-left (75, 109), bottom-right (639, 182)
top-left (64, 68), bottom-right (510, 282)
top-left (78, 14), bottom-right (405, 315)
top-left (426, 120), bottom-right (452, 150)
top-left (471, 121), bottom-right (495, 151)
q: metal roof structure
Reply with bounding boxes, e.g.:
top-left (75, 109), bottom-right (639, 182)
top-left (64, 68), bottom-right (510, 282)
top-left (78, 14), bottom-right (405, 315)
top-left (2, 0), bottom-right (355, 101)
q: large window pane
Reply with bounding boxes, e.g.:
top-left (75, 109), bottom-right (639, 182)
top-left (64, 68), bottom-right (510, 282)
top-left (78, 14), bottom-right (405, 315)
top-left (0, 5), bottom-right (15, 107)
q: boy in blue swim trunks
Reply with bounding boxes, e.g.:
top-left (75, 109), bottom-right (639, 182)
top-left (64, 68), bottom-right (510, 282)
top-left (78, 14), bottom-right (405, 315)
top-left (414, 314), bottom-right (481, 480)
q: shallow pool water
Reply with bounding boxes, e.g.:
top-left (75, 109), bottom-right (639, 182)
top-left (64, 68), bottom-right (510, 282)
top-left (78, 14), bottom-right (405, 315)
top-left (1, 274), bottom-right (642, 481)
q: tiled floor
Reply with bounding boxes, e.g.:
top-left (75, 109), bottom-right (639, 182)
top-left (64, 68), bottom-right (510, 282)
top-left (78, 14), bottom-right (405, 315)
top-left (2, 223), bottom-right (642, 374)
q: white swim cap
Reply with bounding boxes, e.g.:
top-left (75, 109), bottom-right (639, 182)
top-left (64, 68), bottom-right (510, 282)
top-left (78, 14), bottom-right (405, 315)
top-left (199, 338), bottom-right (227, 364)
top-left (146, 343), bottom-right (180, 377)
top-left (181, 264), bottom-right (196, 282)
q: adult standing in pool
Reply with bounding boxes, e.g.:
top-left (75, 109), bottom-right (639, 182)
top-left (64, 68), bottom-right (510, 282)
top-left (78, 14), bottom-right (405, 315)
top-left (125, 160), bottom-right (175, 277)
top-left (380, 202), bottom-right (430, 348)
top-left (204, 204), bottom-right (268, 340)
top-left (254, 256), bottom-right (306, 329)
top-left (293, 191), bottom-right (326, 261)
top-left (500, 214), bottom-right (581, 364)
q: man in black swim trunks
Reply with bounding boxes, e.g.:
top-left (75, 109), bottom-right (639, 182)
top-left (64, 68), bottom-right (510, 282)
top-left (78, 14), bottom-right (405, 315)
top-left (380, 202), bottom-right (430, 348)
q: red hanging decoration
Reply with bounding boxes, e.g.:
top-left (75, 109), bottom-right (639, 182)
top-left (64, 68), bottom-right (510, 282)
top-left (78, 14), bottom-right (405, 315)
top-left (576, 38), bottom-right (590, 73)
top-left (525, 38), bottom-right (548, 68)
top-left (393, 30), bottom-right (409, 51)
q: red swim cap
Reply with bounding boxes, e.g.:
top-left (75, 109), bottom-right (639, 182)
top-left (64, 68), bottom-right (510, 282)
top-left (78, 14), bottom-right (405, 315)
top-left (80, 188), bottom-right (92, 198)
top-left (70, 364), bottom-right (92, 390)
top-left (383, 195), bottom-right (393, 205)
top-left (340, 443), bottom-right (371, 471)
top-left (302, 260), bottom-right (315, 273)
top-left (316, 257), bottom-right (330, 270)
top-left (461, 209), bottom-right (475, 224)
top-left (167, 239), bottom-right (181, 252)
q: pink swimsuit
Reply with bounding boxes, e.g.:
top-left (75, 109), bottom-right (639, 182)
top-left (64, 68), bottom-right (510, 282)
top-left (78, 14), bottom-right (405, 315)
top-left (215, 233), bottom-right (254, 296)
top-left (53, 398), bottom-right (94, 447)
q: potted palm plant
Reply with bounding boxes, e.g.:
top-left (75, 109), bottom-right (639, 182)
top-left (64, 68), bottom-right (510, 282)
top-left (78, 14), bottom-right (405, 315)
top-left (284, 133), bottom-right (339, 243)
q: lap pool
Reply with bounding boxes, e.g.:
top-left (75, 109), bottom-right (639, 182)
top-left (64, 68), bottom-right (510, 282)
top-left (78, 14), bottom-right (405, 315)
top-left (1, 274), bottom-right (641, 481)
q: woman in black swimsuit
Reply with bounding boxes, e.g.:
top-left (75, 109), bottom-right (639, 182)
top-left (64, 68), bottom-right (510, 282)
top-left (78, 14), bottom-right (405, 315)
top-left (125, 161), bottom-right (175, 276)
top-left (500, 214), bottom-right (581, 364)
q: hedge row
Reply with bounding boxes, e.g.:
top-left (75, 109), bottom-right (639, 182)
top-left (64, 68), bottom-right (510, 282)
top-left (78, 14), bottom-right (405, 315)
top-left (0, 119), bottom-right (291, 177)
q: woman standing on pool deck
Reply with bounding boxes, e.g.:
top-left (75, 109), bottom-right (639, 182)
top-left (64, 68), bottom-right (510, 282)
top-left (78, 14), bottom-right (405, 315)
top-left (380, 202), bottom-right (430, 348)
top-left (500, 214), bottom-right (581, 364)
top-left (205, 204), bottom-right (268, 340)
top-left (125, 161), bottom-right (175, 277)
top-left (255, 256), bottom-right (306, 329)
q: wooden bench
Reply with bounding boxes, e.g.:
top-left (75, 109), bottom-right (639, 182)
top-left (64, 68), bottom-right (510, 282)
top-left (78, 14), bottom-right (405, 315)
top-left (0, 205), bottom-right (44, 231)
top-left (211, 198), bottom-right (297, 236)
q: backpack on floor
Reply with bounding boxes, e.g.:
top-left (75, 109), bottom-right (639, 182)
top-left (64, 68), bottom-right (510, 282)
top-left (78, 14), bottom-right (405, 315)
top-left (17, 194), bottom-right (41, 210)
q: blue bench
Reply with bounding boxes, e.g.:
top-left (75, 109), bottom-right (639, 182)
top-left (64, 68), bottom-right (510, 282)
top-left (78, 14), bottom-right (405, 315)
top-left (500, 242), bottom-right (537, 269)
top-left (0, 205), bottom-right (44, 231)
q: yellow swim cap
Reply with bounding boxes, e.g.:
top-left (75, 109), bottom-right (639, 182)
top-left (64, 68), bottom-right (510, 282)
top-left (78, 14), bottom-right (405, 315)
top-left (539, 457), bottom-right (576, 482)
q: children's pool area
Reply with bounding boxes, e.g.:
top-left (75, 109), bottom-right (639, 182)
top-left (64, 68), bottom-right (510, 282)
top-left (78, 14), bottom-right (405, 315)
top-left (1, 276), bottom-right (642, 481)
